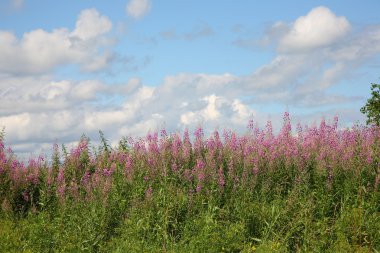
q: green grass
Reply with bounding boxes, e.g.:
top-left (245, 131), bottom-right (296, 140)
top-left (1, 170), bottom-right (379, 252)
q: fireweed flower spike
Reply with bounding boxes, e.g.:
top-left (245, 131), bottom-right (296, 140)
top-left (0, 112), bottom-right (378, 251)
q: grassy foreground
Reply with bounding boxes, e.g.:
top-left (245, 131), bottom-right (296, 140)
top-left (0, 114), bottom-right (379, 252)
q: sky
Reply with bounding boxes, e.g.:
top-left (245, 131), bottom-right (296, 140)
top-left (1, 0), bottom-right (380, 157)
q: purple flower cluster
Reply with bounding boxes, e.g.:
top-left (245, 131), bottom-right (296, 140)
top-left (0, 112), bottom-right (379, 212)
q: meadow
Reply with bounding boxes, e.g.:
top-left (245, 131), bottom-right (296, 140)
top-left (0, 113), bottom-right (379, 252)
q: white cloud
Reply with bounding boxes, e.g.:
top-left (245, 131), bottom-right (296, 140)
top-left (1, 113), bottom-right (31, 140)
top-left (231, 99), bottom-right (254, 125)
top-left (122, 86), bottom-right (154, 114)
top-left (0, 75), bottom-right (145, 150)
top-left (180, 95), bottom-right (224, 125)
top-left (70, 80), bottom-right (105, 100)
top-left (202, 95), bottom-right (221, 120)
top-left (0, 76), bottom-right (121, 115)
top-left (279, 6), bottom-right (351, 52)
top-left (126, 0), bottom-right (151, 19)
top-left (236, 7), bottom-right (352, 53)
top-left (180, 111), bottom-right (197, 125)
top-left (71, 8), bottom-right (112, 40)
top-left (0, 8), bottom-right (113, 75)
top-left (1, 71), bottom-right (251, 152)
top-left (84, 111), bottom-right (128, 131)
top-left (179, 94), bottom-right (255, 128)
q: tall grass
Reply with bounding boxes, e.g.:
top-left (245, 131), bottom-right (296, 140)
top-left (0, 113), bottom-right (379, 252)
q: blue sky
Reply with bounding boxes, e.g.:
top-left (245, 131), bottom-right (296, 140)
top-left (1, 0), bottom-right (380, 156)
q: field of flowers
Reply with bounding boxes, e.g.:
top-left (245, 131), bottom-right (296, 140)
top-left (0, 113), bottom-right (379, 252)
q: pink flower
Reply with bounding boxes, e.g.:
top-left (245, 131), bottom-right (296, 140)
top-left (103, 168), bottom-right (111, 177)
top-left (196, 183), bottom-right (202, 193)
top-left (160, 129), bottom-right (167, 138)
top-left (194, 127), bottom-right (204, 139)
top-left (81, 170), bottom-right (91, 185)
top-left (57, 168), bottom-right (65, 183)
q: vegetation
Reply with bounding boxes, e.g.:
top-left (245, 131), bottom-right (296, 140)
top-left (0, 113), bottom-right (379, 252)
top-left (361, 82), bottom-right (380, 126)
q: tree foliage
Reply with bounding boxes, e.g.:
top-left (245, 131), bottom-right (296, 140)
top-left (360, 82), bottom-right (380, 126)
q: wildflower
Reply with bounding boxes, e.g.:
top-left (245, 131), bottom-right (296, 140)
top-left (196, 159), bottom-right (205, 170)
top-left (194, 127), bottom-right (204, 154)
top-left (81, 170), bottom-right (91, 186)
top-left (125, 155), bottom-right (133, 173)
top-left (230, 132), bottom-right (238, 151)
top-left (194, 127), bottom-right (204, 139)
top-left (103, 168), bottom-right (111, 177)
top-left (160, 129), bottom-right (167, 138)
top-left (196, 183), bottom-right (202, 193)
top-left (171, 133), bottom-right (182, 157)
top-left (57, 168), bottom-right (65, 183)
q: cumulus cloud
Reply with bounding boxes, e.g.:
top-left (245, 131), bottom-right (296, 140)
top-left (117, 73), bottom-right (255, 134)
top-left (126, 0), bottom-right (151, 19)
top-left (0, 8), bottom-right (113, 75)
top-left (279, 6), bottom-right (351, 52)
top-left (180, 95), bottom-right (225, 124)
top-left (71, 8), bottom-right (112, 40)
top-left (235, 6), bottom-right (351, 54)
